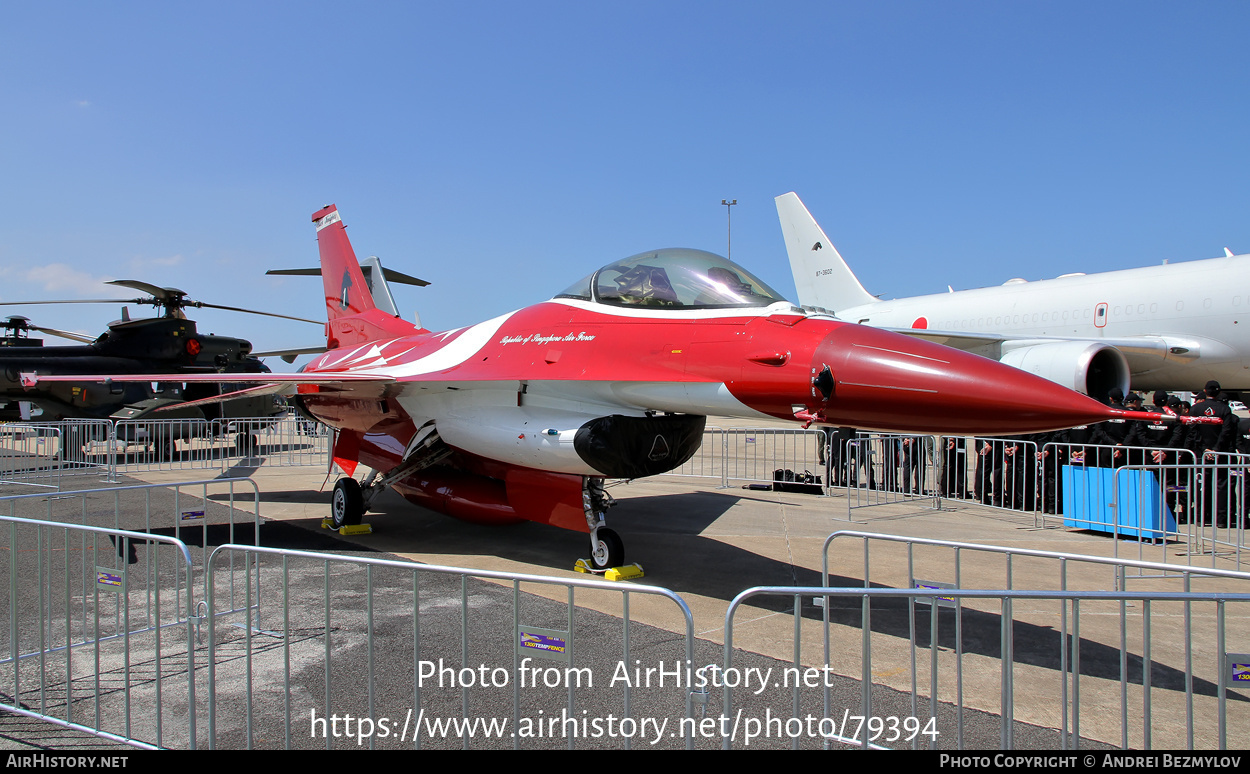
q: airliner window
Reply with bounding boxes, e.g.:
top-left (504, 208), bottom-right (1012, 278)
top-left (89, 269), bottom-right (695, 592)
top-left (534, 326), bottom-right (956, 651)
top-left (555, 248), bottom-right (786, 309)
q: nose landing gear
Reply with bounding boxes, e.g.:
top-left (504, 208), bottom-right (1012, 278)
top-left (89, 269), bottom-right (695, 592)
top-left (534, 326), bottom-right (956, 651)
top-left (582, 477), bottom-right (629, 572)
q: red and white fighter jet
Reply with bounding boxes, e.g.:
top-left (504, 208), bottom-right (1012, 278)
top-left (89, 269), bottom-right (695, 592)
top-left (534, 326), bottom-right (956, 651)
top-left (28, 205), bottom-right (1160, 569)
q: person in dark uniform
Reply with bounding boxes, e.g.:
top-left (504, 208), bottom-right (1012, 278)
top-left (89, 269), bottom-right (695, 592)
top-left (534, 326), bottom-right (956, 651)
top-left (1235, 418), bottom-right (1250, 526)
top-left (901, 435), bottom-right (926, 494)
top-left (1034, 428), bottom-right (1063, 514)
top-left (818, 427), bottom-right (840, 485)
top-left (1091, 387), bottom-right (1132, 467)
top-left (1148, 391), bottom-right (1170, 414)
top-left (1120, 392), bottom-right (1154, 468)
top-left (881, 434), bottom-right (902, 492)
top-left (942, 436), bottom-right (968, 498)
top-left (1151, 396), bottom-right (1196, 520)
top-left (1001, 433), bottom-right (1038, 511)
top-left (975, 437), bottom-right (1005, 506)
top-left (1185, 380), bottom-right (1239, 526)
top-left (844, 429), bottom-right (876, 489)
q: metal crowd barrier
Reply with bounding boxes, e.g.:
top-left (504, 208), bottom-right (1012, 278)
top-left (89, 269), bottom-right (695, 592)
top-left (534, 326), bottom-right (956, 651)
top-left (7, 521), bottom-right (1250, 750)
top-left (720, 428), bottom-right (827, 489)
top-left (822, 530), bottom-right (1250, 602)
top-left (837, 434), bottom-right (938, 517)
top-left (668, 427), bottom-right (726, 485)
top-left (0, 416), bottom-right (332, 482)
top-left (723, 584), bottom-right (1250, 750)
top-left (1106, 461), bottom-right (1249, 572)
top-left (202, 544), bottom-right (698, 750)
top-left (212, 416), bottom-right (331, 470)
top-left (0, 478), bottom-right (263, 630)
top-left (0, 515), bottom-right (197, 749)
top-left (0, 420), bottom-right (113, 490)
top-left (816, 531), bottom-right (1250, 750)
top-left (1037, 443), bottom-right (1199, 532)
top-left (939, 437), bottom-right (1041, 520)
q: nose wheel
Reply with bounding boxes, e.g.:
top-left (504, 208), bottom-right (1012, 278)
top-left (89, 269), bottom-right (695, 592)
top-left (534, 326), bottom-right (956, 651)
top-left (589, 527), bottom-right (624, 571)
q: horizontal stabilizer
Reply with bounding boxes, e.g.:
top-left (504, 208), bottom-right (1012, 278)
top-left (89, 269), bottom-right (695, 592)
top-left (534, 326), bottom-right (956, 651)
top-left (267, 264), bottom-right (430, 287)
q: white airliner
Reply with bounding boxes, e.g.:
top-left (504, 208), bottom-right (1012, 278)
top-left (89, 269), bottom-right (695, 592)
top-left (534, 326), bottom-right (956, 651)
top-left (776, 192), bottom-right (1250, 397)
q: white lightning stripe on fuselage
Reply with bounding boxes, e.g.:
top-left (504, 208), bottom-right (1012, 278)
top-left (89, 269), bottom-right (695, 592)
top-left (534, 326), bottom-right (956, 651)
top-left (346, 311), bottom-right (517, 379)
top-left (311, 301), bottom-right (800, 379)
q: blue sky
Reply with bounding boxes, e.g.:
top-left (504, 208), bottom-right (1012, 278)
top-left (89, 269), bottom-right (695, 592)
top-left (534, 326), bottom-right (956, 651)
top-left (2, 2), bottom-right (1248, 368)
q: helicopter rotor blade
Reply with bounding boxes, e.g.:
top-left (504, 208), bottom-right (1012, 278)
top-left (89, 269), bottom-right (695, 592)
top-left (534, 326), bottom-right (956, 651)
top-left (2, 280), bottom-right (321, 325)
top-left (0, 298), bottom-right (152, 306)
top-left (252, 345), bottom-right (328, 363)
top-left (106, 280), bottom-right (186, 299)
top-left (189, 301), bottom-right (322, 325)
top-left (25, 324), bottom-right (98, 344)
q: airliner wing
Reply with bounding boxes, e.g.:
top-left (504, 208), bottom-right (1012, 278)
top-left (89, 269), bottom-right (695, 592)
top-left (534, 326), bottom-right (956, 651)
top-left (885, 329), bottom-right (1174, 367)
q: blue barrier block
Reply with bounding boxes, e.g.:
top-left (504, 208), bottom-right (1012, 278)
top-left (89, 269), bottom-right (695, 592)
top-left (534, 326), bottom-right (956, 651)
top-left (1061, 465), bottom-right (1176, 539)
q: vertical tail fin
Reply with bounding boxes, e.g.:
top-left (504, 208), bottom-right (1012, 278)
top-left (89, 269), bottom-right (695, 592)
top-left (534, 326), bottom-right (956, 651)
top-left (312, 204), bottom-right (421, 348)
top-left (775, 192), bottom-right (878, 315)
top-left (313, 204), bottom-right (376, 320)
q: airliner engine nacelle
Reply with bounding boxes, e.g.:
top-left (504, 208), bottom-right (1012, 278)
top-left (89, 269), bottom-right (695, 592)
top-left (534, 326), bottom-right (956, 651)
top-left (999, 341), bottom-right (1130, 399)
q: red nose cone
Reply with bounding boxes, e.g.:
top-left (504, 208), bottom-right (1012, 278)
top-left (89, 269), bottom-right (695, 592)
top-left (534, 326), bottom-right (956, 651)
top-left (813, 326), bottom-right (1119, 435)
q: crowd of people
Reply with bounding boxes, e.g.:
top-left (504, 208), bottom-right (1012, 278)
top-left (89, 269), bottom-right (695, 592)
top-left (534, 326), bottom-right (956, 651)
top-left (822, 380), bottom-right (1250, 527)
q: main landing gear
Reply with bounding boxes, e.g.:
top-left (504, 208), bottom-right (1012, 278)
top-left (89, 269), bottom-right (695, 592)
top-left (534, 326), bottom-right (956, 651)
top-left (584, 478), bottom-right (624, 571)
top-left (329, 425), bottom-right (453, 531)
top-left (331, 478), bottom-right (365, 529)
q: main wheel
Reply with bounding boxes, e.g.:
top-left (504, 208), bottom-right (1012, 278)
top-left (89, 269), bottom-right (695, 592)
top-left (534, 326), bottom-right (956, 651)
top-left (331, 478), bottom-right (365, 529)
top-left (60, 426), bottom-right (86, 464)
top-left (152, 437), bottom-right (175, 462)
top-left (236, 433), bottom-right (259, 456)
top-left (589, 527), bottom-right (624, 570)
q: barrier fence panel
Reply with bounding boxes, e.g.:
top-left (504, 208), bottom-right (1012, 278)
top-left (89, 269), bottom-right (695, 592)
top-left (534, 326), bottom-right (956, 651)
top-left (1111, 459), bottom-right (1250, 573)
top-left (0, 421), bottom-right (113, 490)
top-left (720, 428), bottom-right (827, 489)
top-left (0, 425), bottom-right (64, 490)
top-left (722, 584), bottom-right (1250, 750)
top-left (1038, 444), bottom-right (1199, 541)
top-left (0, 515), bottom-right (197, 749)
top-left (0, 478), bottom-right (263, 630)
top-left (111, 418), bottom-right (218, 474)
top-left (814, 531), bottom-right (1250, 750)
top-left (936, 437), bottom-right (1042, 523)
top-left (213, 416), bottom-right (332, 470)
top-left (666, 427), bottom-right (726, 485)
top-left (1200, 453), bottom-right (1250, 570)
top-left (840, 434), bottom-right (939, 518)
top-left (822, 530), bottom-right (1250, 601)
top-left (203, 545), bottom-right (699, 750)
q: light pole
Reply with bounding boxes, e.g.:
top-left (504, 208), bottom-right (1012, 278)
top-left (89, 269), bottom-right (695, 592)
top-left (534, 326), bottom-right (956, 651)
top-left (721, 199), bottom-right (737, 261)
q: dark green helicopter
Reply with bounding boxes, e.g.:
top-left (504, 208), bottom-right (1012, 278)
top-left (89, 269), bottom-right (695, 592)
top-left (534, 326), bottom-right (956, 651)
top-left (0, 280), bottom-right (320, 425)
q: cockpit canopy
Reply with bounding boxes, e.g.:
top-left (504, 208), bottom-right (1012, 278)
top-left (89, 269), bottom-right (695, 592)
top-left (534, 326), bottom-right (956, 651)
top-left (555, 248), bottom-right (788, 309)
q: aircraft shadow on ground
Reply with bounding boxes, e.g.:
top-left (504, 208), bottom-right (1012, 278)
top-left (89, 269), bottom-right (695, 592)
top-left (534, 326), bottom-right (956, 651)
top-left (325, 486), bottom-right (1243, 704)
top-left (144, 520), bottom-right (371, 554)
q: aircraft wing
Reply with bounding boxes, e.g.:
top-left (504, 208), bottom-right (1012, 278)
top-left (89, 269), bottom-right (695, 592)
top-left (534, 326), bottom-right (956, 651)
top-left (152, 382), bottom-right (294, 412)
top-left (884, 328), bottom-right (1175, 367)
top-left (22, 371), bottom-right (394, 392)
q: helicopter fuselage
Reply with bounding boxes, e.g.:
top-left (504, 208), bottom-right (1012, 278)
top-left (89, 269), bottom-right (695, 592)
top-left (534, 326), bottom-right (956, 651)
top-left (0, 317), bottom-right (280, 421)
